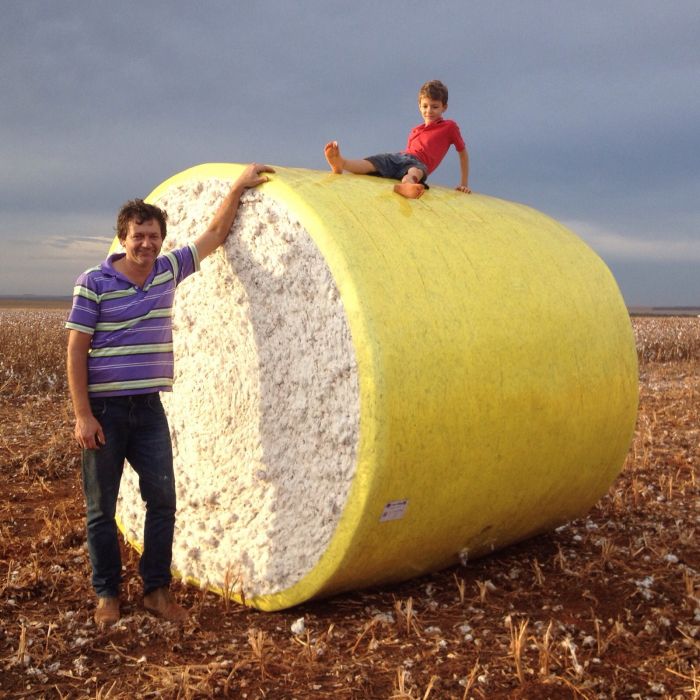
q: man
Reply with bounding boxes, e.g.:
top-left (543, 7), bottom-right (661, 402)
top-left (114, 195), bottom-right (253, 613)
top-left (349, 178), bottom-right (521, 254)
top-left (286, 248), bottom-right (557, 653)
top-left (66, 163), bottom-right (274, 626)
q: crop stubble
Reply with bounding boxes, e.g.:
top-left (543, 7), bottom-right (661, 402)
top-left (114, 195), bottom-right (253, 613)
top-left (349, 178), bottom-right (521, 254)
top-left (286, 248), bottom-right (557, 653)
top-left (0, 310), bottom-right (698, 698)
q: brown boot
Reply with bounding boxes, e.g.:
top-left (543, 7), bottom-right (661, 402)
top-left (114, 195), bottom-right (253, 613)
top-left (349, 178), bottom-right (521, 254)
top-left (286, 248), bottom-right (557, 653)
top-left (94, 597), bottom-right (120, 627)
top-left (143, 587), bottom-right (188, 623)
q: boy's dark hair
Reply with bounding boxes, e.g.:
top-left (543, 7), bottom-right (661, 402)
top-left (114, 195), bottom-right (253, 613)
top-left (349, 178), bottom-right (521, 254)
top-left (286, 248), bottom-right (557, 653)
top-left (116, 199), bottom-right (168, 241)
top-left (419, 79), bottom-right (449, 105)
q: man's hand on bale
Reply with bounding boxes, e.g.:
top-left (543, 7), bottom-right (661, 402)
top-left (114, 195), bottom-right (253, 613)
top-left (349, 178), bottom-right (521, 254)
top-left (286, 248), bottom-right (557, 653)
top-left (237, 163), bottom-right (275, 190)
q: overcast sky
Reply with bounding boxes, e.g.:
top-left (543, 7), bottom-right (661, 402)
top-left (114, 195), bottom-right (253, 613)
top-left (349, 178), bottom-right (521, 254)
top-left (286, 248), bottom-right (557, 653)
top-left (1, 1), bottom-right (698, 305)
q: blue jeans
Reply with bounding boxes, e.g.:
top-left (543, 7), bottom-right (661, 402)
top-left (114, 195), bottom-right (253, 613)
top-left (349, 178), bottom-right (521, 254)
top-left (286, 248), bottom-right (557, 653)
top-left (82, 393), bottom-right (176, 598)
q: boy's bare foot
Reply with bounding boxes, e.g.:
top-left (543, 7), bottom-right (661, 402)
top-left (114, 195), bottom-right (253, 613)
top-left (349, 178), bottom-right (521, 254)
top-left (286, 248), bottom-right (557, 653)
top-left (394, 182), bottom-right (425, 199)
top-left (324, 141), bottom-right (344, 174)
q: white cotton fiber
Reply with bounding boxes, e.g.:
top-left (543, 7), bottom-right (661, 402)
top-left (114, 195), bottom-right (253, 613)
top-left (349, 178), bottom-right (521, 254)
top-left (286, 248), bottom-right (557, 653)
top-left (116, 179), bottom-right (359, 597)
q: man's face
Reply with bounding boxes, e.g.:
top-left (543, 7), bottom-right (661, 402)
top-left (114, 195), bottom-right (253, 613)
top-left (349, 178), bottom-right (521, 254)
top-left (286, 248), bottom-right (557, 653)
top-left (121, 219), bottom-right (164, 268)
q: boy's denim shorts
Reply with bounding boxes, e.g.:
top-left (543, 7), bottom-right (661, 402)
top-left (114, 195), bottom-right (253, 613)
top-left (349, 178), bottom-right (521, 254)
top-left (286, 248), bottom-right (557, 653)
top-left (365, 152), bottom-right (429, 184)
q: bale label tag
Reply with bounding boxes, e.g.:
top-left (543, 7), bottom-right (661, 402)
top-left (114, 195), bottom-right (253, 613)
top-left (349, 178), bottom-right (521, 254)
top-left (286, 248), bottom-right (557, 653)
top-left (380, 499), bottom-right (408, 522)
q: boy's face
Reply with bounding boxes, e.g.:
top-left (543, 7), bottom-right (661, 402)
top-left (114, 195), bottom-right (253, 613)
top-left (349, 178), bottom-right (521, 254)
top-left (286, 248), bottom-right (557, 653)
top-left (419, 96), bottom-right (447, 125)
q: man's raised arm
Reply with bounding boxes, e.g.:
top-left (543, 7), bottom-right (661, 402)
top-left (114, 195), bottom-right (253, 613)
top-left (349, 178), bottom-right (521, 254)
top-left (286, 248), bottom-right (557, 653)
top-left (194, 163), bottom-right (275, 260)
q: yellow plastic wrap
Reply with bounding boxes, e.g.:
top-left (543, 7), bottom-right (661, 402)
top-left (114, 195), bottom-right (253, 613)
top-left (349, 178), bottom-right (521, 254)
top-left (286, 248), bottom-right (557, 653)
top-left (115, 164), bottom-right (638, 610)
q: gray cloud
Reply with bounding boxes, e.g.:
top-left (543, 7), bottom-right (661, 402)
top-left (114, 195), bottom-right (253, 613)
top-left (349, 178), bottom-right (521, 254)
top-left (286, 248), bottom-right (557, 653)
top-left (1, 1), bottom-right (698, 304)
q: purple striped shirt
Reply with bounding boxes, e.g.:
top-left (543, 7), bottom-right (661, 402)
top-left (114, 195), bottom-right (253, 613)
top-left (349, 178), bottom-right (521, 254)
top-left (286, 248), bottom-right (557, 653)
top-left (66, 244), bottom-right (199, 397)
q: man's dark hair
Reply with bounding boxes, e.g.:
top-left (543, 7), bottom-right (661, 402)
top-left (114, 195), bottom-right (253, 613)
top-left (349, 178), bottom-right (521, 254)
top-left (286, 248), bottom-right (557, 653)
top-left (418, 79), bottom-right (449, 106)
top-left (116, 199), bottom-right (168, 241)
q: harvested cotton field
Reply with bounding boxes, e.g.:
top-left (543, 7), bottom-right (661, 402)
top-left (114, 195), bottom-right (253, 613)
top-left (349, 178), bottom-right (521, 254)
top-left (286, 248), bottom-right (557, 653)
top-left (116, 182), bottom-right (359, 599)
top-left (1, 308), bottom-right (699, 698)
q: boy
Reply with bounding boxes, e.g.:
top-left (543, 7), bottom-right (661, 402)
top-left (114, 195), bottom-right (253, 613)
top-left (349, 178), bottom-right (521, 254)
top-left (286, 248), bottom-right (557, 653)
top-left (324, 80), bottom-right (470, 199)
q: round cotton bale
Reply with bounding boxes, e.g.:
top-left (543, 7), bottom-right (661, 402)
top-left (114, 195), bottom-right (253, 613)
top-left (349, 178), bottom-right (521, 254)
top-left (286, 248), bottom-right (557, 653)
top-left (114, 163), bottom-right (638, 611)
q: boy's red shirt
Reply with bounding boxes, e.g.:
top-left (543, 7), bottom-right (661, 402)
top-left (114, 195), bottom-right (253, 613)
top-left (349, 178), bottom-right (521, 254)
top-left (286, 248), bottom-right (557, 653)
top-left (404, 118), bottom-right (466, 174)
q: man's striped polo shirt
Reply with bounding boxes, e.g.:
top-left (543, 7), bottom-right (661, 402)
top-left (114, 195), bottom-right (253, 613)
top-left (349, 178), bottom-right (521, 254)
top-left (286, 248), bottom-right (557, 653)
top-left (65, 244), bottom-right (199, 397)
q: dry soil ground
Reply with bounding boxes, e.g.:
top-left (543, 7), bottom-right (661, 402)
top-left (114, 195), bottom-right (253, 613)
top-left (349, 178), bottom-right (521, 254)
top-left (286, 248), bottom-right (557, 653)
top-left (0, 310), bottom-right (698, 699)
